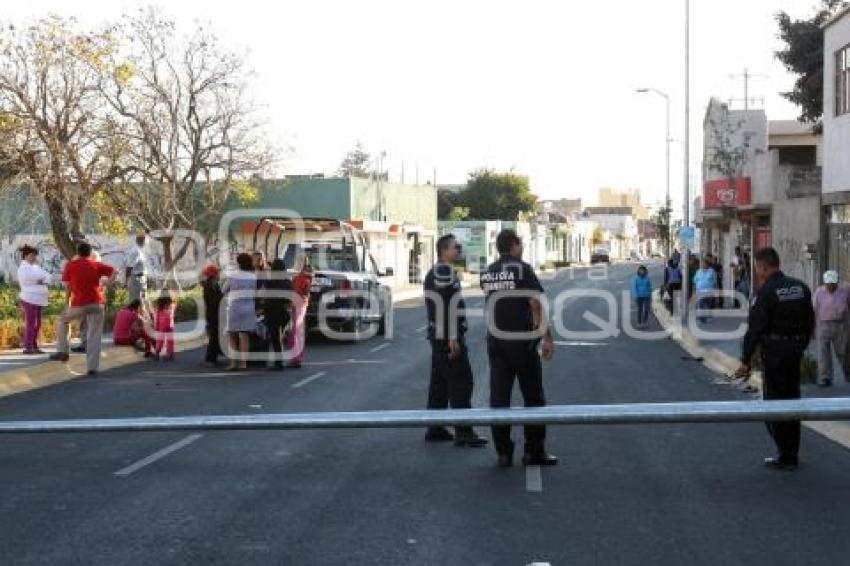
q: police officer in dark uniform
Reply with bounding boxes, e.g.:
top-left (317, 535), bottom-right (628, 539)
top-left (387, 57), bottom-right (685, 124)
top-left (423, 234), bottom-right (488, 447)
top-left (735, 247), bottom-right (815, 470)
top-left (481, 229), bottom-right (556, 468)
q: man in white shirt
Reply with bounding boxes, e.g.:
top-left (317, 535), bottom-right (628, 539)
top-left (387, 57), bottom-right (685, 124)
top-left (124, 234), bottom-right (148, 303)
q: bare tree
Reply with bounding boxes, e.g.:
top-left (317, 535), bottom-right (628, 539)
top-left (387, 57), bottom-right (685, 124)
top-left (100, 9), bottom-right (274, 280)
top-left (0, 17), bottom-right (132, 258)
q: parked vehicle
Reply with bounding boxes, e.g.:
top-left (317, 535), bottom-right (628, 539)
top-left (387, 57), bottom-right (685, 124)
top-left (591, 248), bottom-right (611, 264)
top-left (265, 219), bottom-right (393, 337)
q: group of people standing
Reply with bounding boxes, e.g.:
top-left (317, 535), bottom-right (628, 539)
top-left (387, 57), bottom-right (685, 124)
top-left (210, 251), bottom-right (313, 371)
top-left (659, 246), bottom-right (752, 320)
top-left (15, 234), bottom-right (315, 375)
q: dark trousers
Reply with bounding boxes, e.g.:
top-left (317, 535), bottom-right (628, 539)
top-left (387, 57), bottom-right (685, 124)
top-left (267, 316), bottom-right (289, 361)
top-left (488, 339), bottom-right (546, 455)
top-left (636, 297), bottom-right (651, 325)
top-left (427, 340), bottom-right (475, 437)
top-left (761, 345), bottom-right (804, 461)
top-left (205, 320), bottom-right (223, 363)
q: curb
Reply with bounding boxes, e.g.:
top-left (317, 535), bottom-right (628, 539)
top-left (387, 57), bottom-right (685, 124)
top-left (0, 336), bottom-right (206, 399)
top-left (0, 287), bottom-right (450, 399)
top-left (651, 290), bottom-right (850, 451)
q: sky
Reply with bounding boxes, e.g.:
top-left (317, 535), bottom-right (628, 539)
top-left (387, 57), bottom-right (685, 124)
top-left (4, 0), bottom-right (823, 217)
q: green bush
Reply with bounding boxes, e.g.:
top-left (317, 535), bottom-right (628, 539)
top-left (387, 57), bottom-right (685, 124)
top-left (0, 283), bottom-right (202, 350)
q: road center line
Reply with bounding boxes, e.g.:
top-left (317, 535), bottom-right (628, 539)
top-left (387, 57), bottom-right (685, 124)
top-left (114, 433), bottom-right (203, 477)
top-left (369, 342), bottom-right (391, 353)
top-left (525, 465), bottom-right (543, 493)
top-left (291, 371), bottom-right (327, 389)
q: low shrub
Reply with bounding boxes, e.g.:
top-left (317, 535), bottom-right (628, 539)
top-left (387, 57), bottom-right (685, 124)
top-left (0, 285), bottom-right (201, 350)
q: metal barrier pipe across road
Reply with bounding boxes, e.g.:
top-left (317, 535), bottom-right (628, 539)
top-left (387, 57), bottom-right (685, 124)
top-left (3, 398), bottom-right (850, 434)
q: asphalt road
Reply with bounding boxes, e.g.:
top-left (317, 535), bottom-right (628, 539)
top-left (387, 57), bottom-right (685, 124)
top-left (2, 262), bottom-right (850, 565)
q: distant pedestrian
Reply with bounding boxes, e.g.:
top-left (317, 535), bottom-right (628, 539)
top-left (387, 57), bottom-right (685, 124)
top-left (265, 258), bottom-right (293, 371)
top-left (671, 248), bottom-right (681, 265)
top-left (709, 254), bottom-right (724, 308)
top-left (735, 248), bottom-right (815, 471)
top-left (153, 294), bottom-right (176, 361)
top-left (631, 264), bottom-right (653, 328)
top-left (223, 253), bottom-right (257, 371)
top-left (663, 259), bottom-right (682, 314)
top-left (201, 264), bottom-right (224, 368)
top-left (17, 244), bottom-right (51, 355)
top-left (124, 234), bottom-right (148, 303)
top-left (693, 258), bottom-right (717, 323)
top-left (813, 270), bottom-right (850, 387)
top-left (285, 253), bottom-right (312, 369)
top-left (423, 234), bottom-right (488, 447)
top-left (50, 242), bottom-right (117, 375)
top-left (481, 229), bottom-right (557, 468)
top-left (112, 299), bottom-right (153, 357)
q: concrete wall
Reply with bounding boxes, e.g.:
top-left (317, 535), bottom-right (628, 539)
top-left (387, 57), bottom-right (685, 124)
top-left (824, 13), bottom-right (850, 194)
top-left (772, 196), bottom-right (821, 287)
top-left (350, 179), bottom-right (437, 232)
top-left (771, 161), bottom-right (822, 287)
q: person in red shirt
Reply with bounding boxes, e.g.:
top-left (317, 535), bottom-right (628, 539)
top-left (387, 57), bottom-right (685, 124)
top-left (285, 254), bottom-right (312, 368)
top-left (50, 242), bottom-right (117, 375)
top-left (112, 299), bottom-right (153, 356)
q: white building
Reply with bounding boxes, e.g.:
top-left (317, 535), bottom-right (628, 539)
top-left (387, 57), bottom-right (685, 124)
top-left (583, 207), bottom-right (638, 260)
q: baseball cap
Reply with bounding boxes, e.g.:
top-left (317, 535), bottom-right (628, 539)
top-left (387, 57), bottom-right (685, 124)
top-left (824, 270), bottom-right (840, 284)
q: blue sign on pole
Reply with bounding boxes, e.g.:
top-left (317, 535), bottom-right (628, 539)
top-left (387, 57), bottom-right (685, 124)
top-left (680, 226), bottom-right (695, 248)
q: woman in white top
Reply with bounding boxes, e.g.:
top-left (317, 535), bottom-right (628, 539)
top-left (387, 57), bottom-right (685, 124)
top-left (17, 245), bottom-right (51, 354)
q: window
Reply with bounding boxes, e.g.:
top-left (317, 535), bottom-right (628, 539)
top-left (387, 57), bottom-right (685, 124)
top-left (836, 44), bottom-right (850, 116)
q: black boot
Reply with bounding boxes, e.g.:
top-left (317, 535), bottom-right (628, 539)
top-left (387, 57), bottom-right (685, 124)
top-left (424, 427), bottom-right (454, 442)
top-left (496, 440), bottom-right (514, 468)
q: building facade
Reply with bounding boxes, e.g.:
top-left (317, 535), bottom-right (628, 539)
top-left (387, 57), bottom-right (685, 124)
top-left (823, 8), bottom-right (850, 282)
top-left (253, 177), bottom-right (437, 285)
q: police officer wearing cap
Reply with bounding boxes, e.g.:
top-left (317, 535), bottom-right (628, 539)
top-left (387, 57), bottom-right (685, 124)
top-left (481, 229), bottom-right (556, 468)
top-left (735, 247), bottom-right (815, 471)
top-left (423, 234), bottom-right (488, 448)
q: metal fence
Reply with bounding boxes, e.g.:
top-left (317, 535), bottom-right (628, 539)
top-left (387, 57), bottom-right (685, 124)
top-left (2, 398), bottom-right (850, 434)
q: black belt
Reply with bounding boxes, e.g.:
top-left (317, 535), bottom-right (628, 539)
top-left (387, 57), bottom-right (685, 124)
top-left (765, 334), bottom-right (806, 342)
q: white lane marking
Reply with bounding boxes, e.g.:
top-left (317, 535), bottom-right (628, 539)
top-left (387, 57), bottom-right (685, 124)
top-left (293, 360), bottom-right (387, 367)
top-left (528, 563), bottom-right (551, 566)
top-left (526, 465), bottom-right (543, 493)
top-left (415, 325), bottom-right (428, 333)
top-left (291, 371), bottom-right (327, 389)
top-left (554, 341), bottom-right (608, 347)
top-left (369, 342), bottom-right (391, 353)
top-left (114, 433), bottom-right (203, 477)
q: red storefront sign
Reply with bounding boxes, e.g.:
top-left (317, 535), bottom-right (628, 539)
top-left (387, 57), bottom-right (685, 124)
top-left (703, 178), bottom-right (752, 209)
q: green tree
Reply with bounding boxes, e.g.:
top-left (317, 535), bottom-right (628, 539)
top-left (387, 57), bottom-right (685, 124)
top-left (337, 141), bottom-right (372, 178)
top-left (650, 206), bottom-right (671, 255)
top-left (437, 188), bottom-right (470, 220)
top-left (462, 169), bottom-right (537, 220)
top-left (775, 0), bottom-right (849, 124)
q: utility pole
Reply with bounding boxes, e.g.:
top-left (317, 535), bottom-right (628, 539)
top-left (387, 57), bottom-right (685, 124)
top-left (684, 0), bottom-right (690, 230)
top-left (729, 68), bottom-right (767, 110)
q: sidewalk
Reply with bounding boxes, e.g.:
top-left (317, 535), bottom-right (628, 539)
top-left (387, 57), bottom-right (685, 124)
top-left (651, 290), bottom-right (850, 450)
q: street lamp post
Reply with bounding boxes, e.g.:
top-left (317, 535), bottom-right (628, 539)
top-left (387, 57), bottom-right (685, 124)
top-left (636, 87), bottom-right (672, 257)
top-left (682, 0), bottom-right (691, 324)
